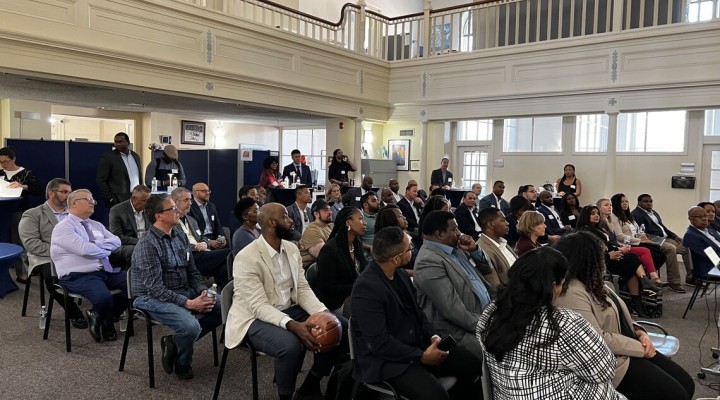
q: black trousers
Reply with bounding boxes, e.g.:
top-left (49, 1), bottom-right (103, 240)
top-left (385, 345), bottom-right (483, 400)
top-left (193, 248), bottom-right (231, 288)
top-left (617, 353), bottom-right (694, 400)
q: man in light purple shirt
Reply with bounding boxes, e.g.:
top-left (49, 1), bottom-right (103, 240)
top-left (50, 189), bottom-right (128, 342)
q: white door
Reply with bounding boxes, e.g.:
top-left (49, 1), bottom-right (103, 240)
top-left (456, 146), bottom-right (492, 193)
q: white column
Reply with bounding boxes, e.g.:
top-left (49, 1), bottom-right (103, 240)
top-left (604, 112), bottom-right (618, 194)
top-left (420, 121), bottom-right (429, 189)
top-left (354, 119), bottom-right (363, 181)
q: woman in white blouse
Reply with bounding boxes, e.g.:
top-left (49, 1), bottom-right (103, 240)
top-left (477, 247), bottom-right (623, 400)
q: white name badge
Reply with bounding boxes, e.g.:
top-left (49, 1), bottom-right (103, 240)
top-left (211, 215), bottom-right (215, 221)
top-left (196, 229), bottom-right (202, 236)
top-left (341, 171), bottom-right (346, 175)
top-left (448, 178), bottom-right (453, 183)
top-left (172, 169), bottom-right (178, 174)
top-left (570, 185), bottom-right (576, 189)
top-left (187, 252), bottom-right (190, 262)
top-left (548, 215), bottom-right (555, 220)
top-left (92, 230), bottom-right (102, 238)
top-left (568, 215), bottom-right (576, 220)
top-left (355, 197), bottom-right (361, 201)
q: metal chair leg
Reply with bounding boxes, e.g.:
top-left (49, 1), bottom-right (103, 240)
top-left (250, 350), bottom-right (259, 400)
top-left (212, 348), bottom-right (230, 400)
top-left (212, 328), bottom-right (219, 367)
top-left (63, 293), bottom-right (72, 352)
top-left (146, 318), bottom-right (155, 388)
top-left (119, 310), bottom-right (133, 372)
top-left (683, 282), bottom-right (704, 318)
top-left (43, 294), bottom-right (54, 340)
top-left (21, 274), bottom-right (32, 317)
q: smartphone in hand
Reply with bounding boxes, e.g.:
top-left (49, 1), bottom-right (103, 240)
top-left (437, 335), bottom-right (457, 351)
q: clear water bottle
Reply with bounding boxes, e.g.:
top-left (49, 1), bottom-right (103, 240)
top-left (206, 283), bottom-right (218, 299)
top-left (171, 176), bottom-right (178, 189)
top-left (119, 310), bottom-right (128, 332)
top-left (151, 177), bottom-right (158, 193)
top-left (283, 176), bottom-right (289, 187)
top-left (39, 305), bottom-right (47, 330)
top-left (639, 224), bottom-right (645, 236)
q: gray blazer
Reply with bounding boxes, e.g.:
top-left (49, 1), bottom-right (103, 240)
top-left (413, 242), bottom-right (491, 355)
top-left (18, 203), bottom-right (59, 269)
top-left (286, 202), bottom-right (313, 241)
top-left (109, 199), bottom-right (150, 246)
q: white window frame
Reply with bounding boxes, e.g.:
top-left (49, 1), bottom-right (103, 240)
top-left (616, 110), bottom-right (688, 155)
top-left (501, 116), bottom-right (564, 154)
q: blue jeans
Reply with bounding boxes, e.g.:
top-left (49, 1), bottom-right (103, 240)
top-left (134, 288), bottom-right (221, 367)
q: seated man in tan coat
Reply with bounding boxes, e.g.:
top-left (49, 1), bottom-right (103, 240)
top-left (476, 207), bottom-right (517, 288)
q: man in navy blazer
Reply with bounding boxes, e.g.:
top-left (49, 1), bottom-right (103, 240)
top-left (632, 193), bottom-right (691, 281)
top-left (536, 190), bottom-right (571, 236)
top-left (350, 226), bottom-right (482, 399)
top-left (430, 157), bottom-right (453, 188)
top-left (477, 180), bottom-right (509, 215)
top-left (281, 149), bottom-right (312, 186)
top-left (684, 206), bottom-right (720, 278)
top-left (96, 132), bottom-right (143, 207)
top-left (454, 191), bottom-right (482, 240)
top-left (188, 182), bottom-right (226, 245)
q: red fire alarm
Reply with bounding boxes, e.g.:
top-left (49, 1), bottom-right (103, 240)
top-left (339, 122), bottom-right (344, 129)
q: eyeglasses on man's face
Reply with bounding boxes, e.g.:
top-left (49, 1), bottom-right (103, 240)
top-left (76, 198), bottom-right (97, 205)
top-left (159, 205), bottom-right (179, 213)
top-left (195, 189), bottom-right (211, 193)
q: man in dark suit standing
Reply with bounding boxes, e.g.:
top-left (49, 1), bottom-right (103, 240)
top-left (96, 132), bottom-right (143, 207)
top-left (454, 191), bottom-right (482, 240)
top-left (632, 193), bottom-right (691, 282)
top-left (397, 183), bottom-right (423, 234)
top-left (108, 184), bottom-right (152, 267)
top-left (430, 157), bottom-right (453, 189)
top-left (684, 206), bottom-right (720, 279)
top-left (189, 182), bottom-right (226, 245)
top-left (350, 226), bottom-right (482, 400)
top-left (477, 180), bottom-right (509, 215)
top-left (281, 149), bottom-right (313, 186)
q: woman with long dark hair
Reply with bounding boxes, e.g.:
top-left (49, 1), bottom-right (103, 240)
top-left (559, 192), bottom-right (581, 229)
top-left (259, 156), bottom-right (285, 189)
top-left (576, 205), bottom-right (662, 315)
top-left (553, 232), bottom-right (694, 400)
top-left (477, 247), bottom-right (621, 399)
top-left (556, 163), bottom-right (582, 197)
top-left (316, 206), bottom-right (367, 313)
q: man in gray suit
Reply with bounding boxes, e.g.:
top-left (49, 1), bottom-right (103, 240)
top-left (413, 210), bottom-right (492, 357)
top-left (476, 207), bottom-right (516, 289)
top-left (109, 184), bottom-right (151, 267)
top-left (286, 185), bottom-right (313, 241)
top-left (18, 178), bottom-right (86, 328)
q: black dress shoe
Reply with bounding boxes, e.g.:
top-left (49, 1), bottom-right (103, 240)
top-left (71, 316), bottom-right (89, 329)
top-left (161, 335), bottom-right (177, 374)
top-left (102, 324), bottom-right (118, 341)
top-left (86, 310), bottom-right (101, 342)
top-left (174, 363), bottom-right (194, 380)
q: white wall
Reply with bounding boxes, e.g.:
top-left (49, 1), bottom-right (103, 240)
top-left (0, 99), bottom-right (52, 140)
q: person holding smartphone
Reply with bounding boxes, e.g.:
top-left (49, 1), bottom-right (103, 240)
top-left (328, 148), bottom-right (356, 187)
top-left (351, 226), bottom-right (483, 400)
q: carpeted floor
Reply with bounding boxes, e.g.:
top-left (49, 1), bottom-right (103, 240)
top-left (2, 268), bottom-right (720, 400)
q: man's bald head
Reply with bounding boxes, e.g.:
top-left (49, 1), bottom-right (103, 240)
top-left (689, 206), bottom-right (709, 229)
top-left (257, 203), bottom-right (284, 229)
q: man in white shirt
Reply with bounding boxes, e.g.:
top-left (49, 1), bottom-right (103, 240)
top-left (537, 190), bottom-right (571, 236)
top-left (109, 184), bottom-right (152, 268)
top-left (96, 132), bottom-right (142, 207)
top-left (225, 203), bottom-right (347, 400)
top-left (287, 184), bottom-right (313, 241)
top-left (388, 179), bottom-right (403, 203)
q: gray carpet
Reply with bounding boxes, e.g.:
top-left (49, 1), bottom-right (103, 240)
top-left (2, 270), bottom-right (720, 400)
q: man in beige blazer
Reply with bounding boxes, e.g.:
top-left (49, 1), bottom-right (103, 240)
top-left (18, 178), bottom-right (86, 328)
top-left (476, 207), bottom-right (517, 288)
top-left (225, 203), bottom-right (347, 400)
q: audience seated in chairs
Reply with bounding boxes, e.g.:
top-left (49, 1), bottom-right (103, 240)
top-left (224, 203), bottom-right (348, 400)
top-left (325, 184), bottom-right (344, 222)
top-left (417, 195), bottom-right (450, 245)
top-left (171, 187), bottom-right (230, 289)
top-left (189, 182), bottom-right (226, 242)
top-left (397, 183), bottom-right (424, 234)
top-left (576, 205), bottom-right (663, 317)
top-left (514, 211), bottom-right (547, 256)
top-left (315, 207), bottom-right (367, 315)
top-left (374, 204), bottom-right (418, 275)
top-left (559, 192), bottom-right (581, 229)
top-left (299, 199), bottom-right (334, 269)
top-left (231, 198), bottom-right (260, 256)
top-left (50, 189), bottom-right (128, 342)
top-left (476, 207), bottom-right (517, 289)
top-left (227, 185), bottom-right (259, 236)
top-left (131, 193), bottom-right (221, 380)
top-left (598, 198), bottom-right (666, 288)
top-left (414, 211), bottom-right (493, 357)
top-left (554, 232), bottom-right (694, 400)
top-left (536, 190), bottom-right (572, 236)
top-left (18, 178), bottom-right (86, 328)
top-left (351, 226), bottom-right (483, 400)
top-left (108, 184), bottom-right (151, 269)
top-left (358, 191), bottom-right (380, 260)
top-left (478, 246), bottom-right (621, 399)
top-left (611, 193), bottom-right (684, 293)
top-left (632, 194), bottom-right (692, 283)
top-left (683, 206), bottom-right (720, 280)
top-left (477, 180), bottom-right (509, 215)
top-left (698, 201), bottom-right (720, 232)
top-left (286, 184), bottom-right (313, 241)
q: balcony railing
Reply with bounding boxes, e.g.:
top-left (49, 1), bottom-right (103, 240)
top-left (175, 0), bottom-right (720, 61)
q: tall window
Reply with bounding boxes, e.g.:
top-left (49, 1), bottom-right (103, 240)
top-left (617, 111), bottom-right (686, 152)
top-left (281, 128), bottom-right (326, 185)
top-left (705, 109), bottom-right (720, 136)
top-left (687, 0), bottom-right (719, 22)
top-left (576, 114), bottom-right (609, 152)
top-left (503, 117), bottom-right (562, 152)
top-left (457, 120), bottom-right (493, 141)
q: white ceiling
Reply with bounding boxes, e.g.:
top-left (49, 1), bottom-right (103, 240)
top-left (0, 72), bottom-right (328, 127)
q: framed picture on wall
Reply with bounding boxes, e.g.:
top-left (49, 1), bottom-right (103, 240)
top-left (181, 120), bottom-right (206, 145)
top-left (388, 139), bottom-right (410, 171)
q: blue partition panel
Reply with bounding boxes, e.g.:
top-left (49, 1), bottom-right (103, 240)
top-left (177, 149), bottom-right (209, 190)
top-left (5, 139), bottom-right (66, 208)
top-left (243, 150), bottom-right (270, 186)
top-left (68, 141), bottom-right (114, 226)
top-left (208, 150), bottom-right (239, 229)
